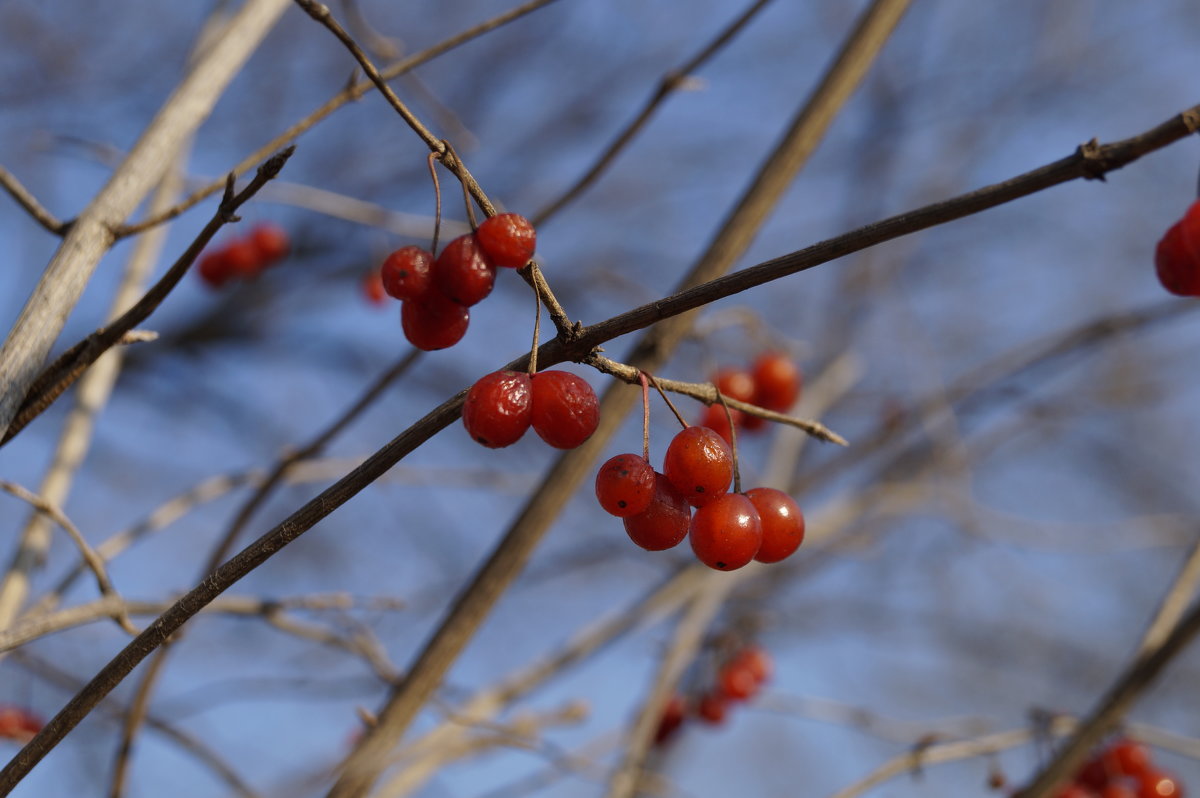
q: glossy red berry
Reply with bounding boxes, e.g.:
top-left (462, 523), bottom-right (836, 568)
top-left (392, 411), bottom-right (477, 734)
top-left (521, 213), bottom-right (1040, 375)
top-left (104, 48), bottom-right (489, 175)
top-left (595, 453), bottom-right (656, 517)
top-left (462, 371), bottom-right (533, 448)
top-left (381, 246), bottom-right (434, 301)
top-left (696, 692), bottom-right (729, 724)
top-left (689, 493), bottom-right (762, 571)
top-left (249, 223), bottom-right (289, 264)
top-left (663, 426), bottom-right (733, 507)
top-left (698, 403), bottom-right (743, 445)
top-left (653, 693), bottom-right (686, 746)
top-left (434, 234), bottom-right (496, 306)
top-left (476, 212), bottom-right (536, 269)
top-left (362, 270), bottom-right (387, 306)
top-left (622, 472), bottom-right (691, 551)
top-left (530, 370), bottom-right (600, 449)
top-left (401, 292), bottom-right (470, 351)
top-left (751, 352), bottom-right (801, 412)
top-left (718, 661), bottom-right (760, 701)
top-left (1138, 772), bottom-right (1182, 798)
top-left (744, 487), bottom-right (805, 563)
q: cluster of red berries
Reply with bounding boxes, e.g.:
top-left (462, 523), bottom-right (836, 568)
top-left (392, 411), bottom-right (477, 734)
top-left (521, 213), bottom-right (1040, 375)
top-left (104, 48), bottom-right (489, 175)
top-left (596, 425), bottom-right (804, 570)
top-left (697, 352), bottom-right (802, 443)
top-left (463, 369), bottom-right (599, 449)
top-left (198, 223), bottom-right (290, 288)
top-left (0, 705), bottom-right (42, 744)
top-left (1156, 200), bottom-right (1200, 296)
top-left (1049, 739), bottom-right (1183, 798)
top-left (377, 213), bottom-right (537, 350)
top-left (654, 645), bottom-right (773, 745)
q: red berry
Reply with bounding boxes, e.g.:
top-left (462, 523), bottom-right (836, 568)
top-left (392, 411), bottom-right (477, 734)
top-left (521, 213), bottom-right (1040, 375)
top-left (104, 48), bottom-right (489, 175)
top-left (653, 693), bottom-right (686, 745)
top-left (1155, 222), bottom-right (1200, 296)
top-left (718, 661), bottom-right (760, 701)
top-left (731, 645), bottom-right (773, 684)
top-left (197, 250), bottom-right (235, 288)
top-left (476, 213), bottom-right (536, 269)
top-left (689, 493), bottom-right (762, 571)
top-left (1138, 772), bottom-right (1182, 798)
top-left (1107, 740), bottom-right (1153, 779)
top-left (434, 234), bottom-right (496, 306)
top-left (362, 270), bottom-right (387, 306)
top-left (663, 426), bottom-right (733, 507)
top-left (744, 487), bottom-right (805, 563)
top-left (462, 371), bottom-right (533, 448)
top-left (713, 368), bottom-right (755, 404)
top-left (715, 366), bottom-right (764, 429)
top-left (1079, 756), bottom-right (1113, 791)
top-left (530, 370), bottom-right (600, 449)
top-left (381, 246), bottom-right (434, 301)
top-left (595, 453), bottom-right (656, 517)
top-left (696, 692), bottom-right (729, 724)
top-left (248, 223), bottom-right (290, 264)
top-left (751, 352), bottom-right (801, 412)
top-left (622, 472), bottom-right (691, 551)
top-left (0, 706), bottom-right (42, 742)
top-left (401, 292), bottom-right (470, 351)
top-left (697, 403), bottom-right (743, 445)
top-left (224, 239), bottom-right (261, 278)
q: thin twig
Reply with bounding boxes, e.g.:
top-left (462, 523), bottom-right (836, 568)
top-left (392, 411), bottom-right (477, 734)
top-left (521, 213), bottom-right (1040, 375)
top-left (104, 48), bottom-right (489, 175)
top-left (588, 354), bottom-right (846, 445)
top-left (646, 373), bottom-right (689, 430)
top-left (0, 165), bottom-right (68, 235)
top-left (0, 0), bottom-right (291, 439)
top-left (532, 0), bottom-right (775, 226)
top-left (715, 389), bottom-right (741, 493)
top-left (0, 482), bottom-right (135, 636)
top-left (117, 0), bottom-right (565, 236)
top-left (0, 148), bottom-right (295, 447)
top-left (292, 0), bottom-right (574, 337)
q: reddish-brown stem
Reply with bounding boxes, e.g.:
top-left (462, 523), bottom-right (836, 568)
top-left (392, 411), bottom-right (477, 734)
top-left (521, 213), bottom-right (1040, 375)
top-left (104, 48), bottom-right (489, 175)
top-left (714, 389), bottom-right (741, 493)
top-left (426, 152), bottom-right (443, 256)
top-left (441, 139), bottom-right (478, 229)
top-left (647, 373), bottom-right (689, 430)
top-left (639, 371), bottom-right (651, 462)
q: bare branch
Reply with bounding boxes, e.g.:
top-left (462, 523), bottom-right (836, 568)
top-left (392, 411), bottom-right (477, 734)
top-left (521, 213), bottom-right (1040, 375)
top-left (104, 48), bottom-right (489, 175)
top-left (0, 165), bottom-right (67, 235)
top-left (0, 0), bottom-right (292, 439)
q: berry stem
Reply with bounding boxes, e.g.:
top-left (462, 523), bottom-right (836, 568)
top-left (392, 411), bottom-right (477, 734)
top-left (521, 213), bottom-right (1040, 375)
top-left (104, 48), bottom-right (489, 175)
top-left (426, 152), bottom-right (443, 256)
top-left (647, 373), bottom-right (689, 430)
top-left (528, 266), bottom-right (543, 376)
top-left (442, 139), bottom-right (478, 230)
top-left (714, 388), bottom-right (741, 494)
top-left (639, 371), bottom-right (651, 462)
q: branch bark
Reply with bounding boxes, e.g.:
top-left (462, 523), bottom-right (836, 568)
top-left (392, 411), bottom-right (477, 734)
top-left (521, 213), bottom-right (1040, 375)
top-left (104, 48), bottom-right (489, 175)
top-left (0, 0), bottom-right (291, 439)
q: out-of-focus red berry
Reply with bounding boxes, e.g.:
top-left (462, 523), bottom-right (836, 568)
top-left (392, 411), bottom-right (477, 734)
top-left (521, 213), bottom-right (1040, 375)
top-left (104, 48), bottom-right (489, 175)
top-left (362, 270), bottom-right (387, 306)
top-left (653, 693), bottom-right (686, 746)
top-left (696, 692), bottom-right (729, 724)
top-left (697, 403), bottom-right (742, 445)
top-left (751, 352), bottom-right (801, 412)
top-left (249, 223), bottom-right (290, 264)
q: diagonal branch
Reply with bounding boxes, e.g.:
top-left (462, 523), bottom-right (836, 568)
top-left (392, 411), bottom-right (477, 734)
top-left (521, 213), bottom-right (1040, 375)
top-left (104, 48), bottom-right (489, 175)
top-left (0, 148), bottom-right (294, 448)
top-left (0, 0), bottom-right (292, 439)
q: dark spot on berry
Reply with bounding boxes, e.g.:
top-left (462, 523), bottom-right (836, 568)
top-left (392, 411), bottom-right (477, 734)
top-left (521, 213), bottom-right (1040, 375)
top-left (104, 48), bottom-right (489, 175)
top-left (618, 500), bottom-right (626, 508)
top-left (716, 561), bottom-right (727, 569)
top-left (696, 486), bottom-right (705, 493)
